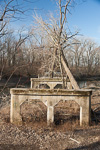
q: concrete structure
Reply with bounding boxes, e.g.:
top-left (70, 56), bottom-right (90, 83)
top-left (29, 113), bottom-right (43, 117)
top-left (30, 77), bottom-right (72, 89)
top-left (10, 88), bottom-right (92, 126)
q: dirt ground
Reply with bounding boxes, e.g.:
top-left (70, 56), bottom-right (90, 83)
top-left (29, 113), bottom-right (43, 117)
top-left (0, 80), bottom-right (100, 150)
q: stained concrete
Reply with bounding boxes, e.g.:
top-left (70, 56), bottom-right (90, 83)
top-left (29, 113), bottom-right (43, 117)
top-left (30, 77), bottom-right (71, 89)
top-left (10, 88), bottom-right (92, 126)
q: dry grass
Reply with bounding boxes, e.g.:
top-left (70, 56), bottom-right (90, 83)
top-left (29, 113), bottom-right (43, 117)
top-left (0, 99), bottom-right (81, 131)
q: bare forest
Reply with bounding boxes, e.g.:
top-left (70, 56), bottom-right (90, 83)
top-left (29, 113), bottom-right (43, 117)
top-left (0, 0), bottom-right (100, 80)
top-left (0, 0), bottom-right (100, 150)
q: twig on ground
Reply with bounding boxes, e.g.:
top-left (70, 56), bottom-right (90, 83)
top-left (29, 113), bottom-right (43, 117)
top-left (69, 137), bottom-right (80, 144)
top-left (93, 106), bottom-right (100, 112)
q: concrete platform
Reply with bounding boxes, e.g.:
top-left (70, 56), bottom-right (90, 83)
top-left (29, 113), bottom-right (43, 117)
top-left (30, 77), bottom-right (72, 89)
top-left (10, 88), bottom-right (92, 126)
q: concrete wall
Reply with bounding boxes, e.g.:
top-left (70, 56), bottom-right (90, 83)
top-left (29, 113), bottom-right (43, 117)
top-left (10, 88), bottom-right (92, 126)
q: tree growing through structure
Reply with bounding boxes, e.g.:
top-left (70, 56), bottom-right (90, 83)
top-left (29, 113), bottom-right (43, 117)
top-left (33, 0), bottom-right (79, 89)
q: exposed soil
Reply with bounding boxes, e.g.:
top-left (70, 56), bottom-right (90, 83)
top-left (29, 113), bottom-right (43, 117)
top-left (0, 79), bottom-right (100, 150)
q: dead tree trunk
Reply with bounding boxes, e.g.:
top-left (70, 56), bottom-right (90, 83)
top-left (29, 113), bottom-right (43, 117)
top-left (61, 52), bottom-right (79, 89)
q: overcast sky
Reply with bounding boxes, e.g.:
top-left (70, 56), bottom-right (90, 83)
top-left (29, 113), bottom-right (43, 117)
top-left (9, 0), bottom-right (100, 45)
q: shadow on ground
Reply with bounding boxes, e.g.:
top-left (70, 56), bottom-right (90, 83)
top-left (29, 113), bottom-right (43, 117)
top-left (66, 141), bottom-right (100, 150)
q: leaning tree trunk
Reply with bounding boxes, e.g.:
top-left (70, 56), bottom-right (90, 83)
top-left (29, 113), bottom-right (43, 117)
top-left (50, 48), bottom-right (58, 78)
top-left (61, 52), bottom-right (79, 89)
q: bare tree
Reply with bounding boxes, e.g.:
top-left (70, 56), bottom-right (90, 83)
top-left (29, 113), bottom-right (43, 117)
top-left (0, 0), bottom-right (37, 37)
top-left (65, 38), bottom-right (100, 76)
top-left (33, 0), bottom-right (79, 89)
top-left (0, 0), bottom-right (37, 79)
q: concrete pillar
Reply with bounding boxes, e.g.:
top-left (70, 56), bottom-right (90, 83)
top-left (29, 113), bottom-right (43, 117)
top-left (67, 82), bottom-right (72, 89)
top-left (80, 96), bottom-right (91, 126)
top-left (30, 80), bottom-right (33, 88)
top-left (47, 83), bottom-right (57, 89)
top-left (31, 81), bottom-right (39, 88)
top-left (10, 95), bottom-right (22, 125)
top-left (48, 84), bottom-right (54, 89)
top-left (47, 106), bottom-right (54, 125)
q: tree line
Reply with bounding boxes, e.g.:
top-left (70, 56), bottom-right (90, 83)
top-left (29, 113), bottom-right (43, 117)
top-left (0, 31), bottom-right (100, 79)
top-left (0, 0), bottom-right (100, 80)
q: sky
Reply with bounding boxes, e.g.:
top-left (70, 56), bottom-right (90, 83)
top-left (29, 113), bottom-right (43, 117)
top-left (8, 0), bottom-right (100, 45)
top-left (68, 0), bottom-right (100, 45)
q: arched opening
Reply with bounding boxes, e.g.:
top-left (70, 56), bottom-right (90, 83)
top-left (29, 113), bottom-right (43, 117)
top-left (39, 84), bottom-right (50, 89)
top-left (54, 100), bottom-right (80, 130)
top-left (54, 84), bottom-right (62, 89)
top-left (20, 99), bottom-right (47, 127)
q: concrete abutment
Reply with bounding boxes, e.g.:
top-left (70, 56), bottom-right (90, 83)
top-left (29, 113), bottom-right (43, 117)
top-left (10, 89), bottom-right (92, 126)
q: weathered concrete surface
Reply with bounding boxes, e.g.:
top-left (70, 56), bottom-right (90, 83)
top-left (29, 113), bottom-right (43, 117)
top-left (10, 88), bottom-right (92, 126)
top-left (30, 77), bottom-right (71, 89)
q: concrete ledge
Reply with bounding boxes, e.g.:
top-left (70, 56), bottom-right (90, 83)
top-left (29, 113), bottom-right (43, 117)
top-left (10, 88), bottom-right (92, 96)
top-left (30, 77), bottom-right (69, 82)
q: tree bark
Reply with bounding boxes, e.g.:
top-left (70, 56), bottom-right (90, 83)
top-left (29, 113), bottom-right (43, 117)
top-left (61, 52), bottom-right (79, 89)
